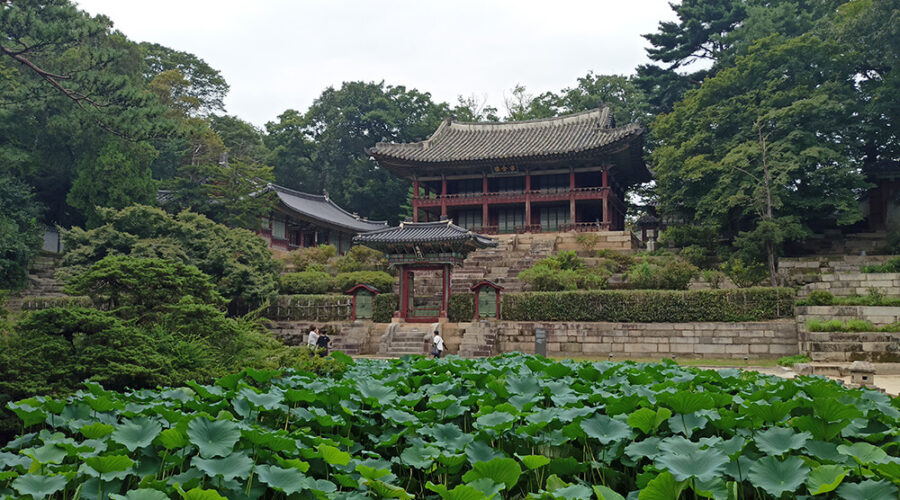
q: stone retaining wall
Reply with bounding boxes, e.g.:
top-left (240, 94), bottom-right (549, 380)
top-left (795, 305), bottom-right (900, 328)
top-left (802, 331), bottom-right (900, 362)
top-left (799, 273), bottom-right (900, 298)
top-left (492, 320), bottom-right (797, 359)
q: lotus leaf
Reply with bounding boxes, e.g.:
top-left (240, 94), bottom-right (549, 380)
top-left (580, 414), bottom-right (631, 444)
top-left (836, 479), bottom-right (898, 500)
top-left (807, 464), bottom-right (848, 495)
top-left (639, 471), bottom-right (685, 500)
top-left (462, 457), bottom-right (522, 490)
top-left (747, 456), bottom-right (809, 497)
top-left (255, 464), bottom-right (310, 495)
top-left (192, 451), bottom-right (253, 481)
top-left (12, 473), bottom-right (68, 498)
top-left (112, 418), bottom-right (162, 452)
top-left (186, 418), bottom-right (241, 458)
top-left (754, 427), bottom-right (811, 456)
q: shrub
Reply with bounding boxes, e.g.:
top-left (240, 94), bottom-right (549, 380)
top-left (657, 225), bottom-right (719, 252)
top-left (448, 294), bottom-right (475, 322)
top-left (596, 249), bottom-right (635, 271)
top-left (0, 173), bottom-right (43, 290)
top-left (862, 256), bottom-right (900, 273)
top-left (700, 269), bottom-right (727, 289)
top-left (806, 290), bottom-right (835, 306)
top-left (578, 269), bottom-right (611, 290)
top-left (280, 271), bottom-right (334, 295)
top-left (575, 233), bottom-right (601, 253)
top-left (60, 205), bottom-right (280, 314)
top-left (777, 354), bottom-right (811, 367)
top-left (502, 287), bottom-right (795, 322)
top-left (333, 245), bottom-right (388, 273)
top-left (626, 258), bottom-right (698, 290)
top-left (373, 293), bottom-right (399, 322)
top-left (65, 255), bottom-right (225, 319)
top-left (885, 228), bottom-right (900, 254)
top-left (285, 244), bottom-right (338, 271)
top-left (679, 244), bottom-right (712, 269)
top-left (796, 294), bottom-right (900, 307)
top-left (722, 258), bottom-right (768, 288)
top-left (333, 271), bottom-right (394, 293)
top-left (518, 265), bottom-right (579, 291)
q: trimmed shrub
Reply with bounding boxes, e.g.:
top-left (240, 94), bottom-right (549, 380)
top-left (333, 271), bottom-right (394, 294)
top-left (806, 319), bottom-right (900, 333)
top-left (333, 245), bottom-right (388, 273)
top-left (805, 290), bottom-right (835, 305)
top-left (722, 258), bottom-right (768, 288)
top-left (285, 244), bottom-right (337, 271)
top-left (700, 269), bottom-right (727, 289)
top-left (519, 266), bottom-right (579, 291)
top-left (626, 258), bottom-right (698, 290)
top-left (657, 225), bottom-right (719, 252)
top-left (280, 271), bottom-right (334, 295)
top-left (449, 294), bottom-right (475, 322)
top-left (595, 249), bottom-right (635, 271)
top-left (679, 244), bottom-right (712, 269)
top-left (373, 293), bottom-right (399, 323)
top-left (501, 287), bottom-right (795, 322)
top-left (264, 294), bottom-right (351, 321)
top-left (862, 256), bottom-right (900, 273)
top-left (777, 354), bottom-right (811, 366)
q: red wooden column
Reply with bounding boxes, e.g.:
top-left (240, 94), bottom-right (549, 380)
top-left (440, 264), bottom-right (450, 318)
top-left (412, 180), bottom-right (419, 222)
top-left (524, 172), bottom-right (532, 229)
top-left (482, 174), bottom-right (489, 228)
top-left (569, 168), bottom-right (577, 226)
top-left (601, 169), bottom-right (611, 229)
top-left (440, 175), bottom-right (448, 218)
top-left (398, 265), bottom-right (409, 320)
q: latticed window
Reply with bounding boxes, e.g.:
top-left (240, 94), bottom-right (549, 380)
top-left (455, 210), bottom-right (482, 229)
top-left (272, 218), bottom-right (286, 239)
top-left (497, 208), bottom-right (524, 233)
top-left (540, 206), bottom-right (569, 231)
top-left (536, 174), bottom-right (569, 193)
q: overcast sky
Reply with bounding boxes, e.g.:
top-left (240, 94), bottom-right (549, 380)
top-left (75, 0), bottom-right (680, 128)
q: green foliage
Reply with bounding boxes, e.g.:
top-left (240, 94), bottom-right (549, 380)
top-left (722, 258), bottom-right (768, 288)
top-left (264, 295), bottom-right (351, 322)
top-left (596, 249), bottom-right (636, 272)
top-left (279, 271), bottom-right (334, 295)
top-left (862, 257), bottom-right (900, 273)
top-left (885, 229), bottom-right (900, 255)
top-left (700, 269), bottom-right (727, 289)
top-left (805, 290), bottom-right (835, 306)
top-left (65, 255), bottom-right (225, 319)
top-left (333, 245), bottom-right (388, 273)
top-left (518, 265), bottom-right (579, 292)
top-left (519, 251), bottom-right (611, 292)
top-left (626, 258), bottom-right (698, 290)
top-left (67, 140), bottom-right (159, 228)
top-left (2, 354), bottom-right (898, 498)
top-left (657, 225), bottom-right (719, 253)
top-left (678, 245), bottom-right (712, 269)
top-left (796, 293), bottom-right (900, 307)
top-left (778, 355), bottom-right (812, 367)
top-left (60, 205), bottom-right (279, 314)
top-left (807, 319), bottom-right (900, 333)
top-left (575, 233), bottom-right (601, 253)
top-left (502, 287), bottom-right (795, 322)
top-left (333, 271), bottom-right (394, 294)
top-left (448, 294), bottom-right (475, 322)
top-left (285, 245), bottom-right (338, 271)
top-left (0, 173), bottom-right (43, 290)
top-left (373, 293), bottom-right (399, 323)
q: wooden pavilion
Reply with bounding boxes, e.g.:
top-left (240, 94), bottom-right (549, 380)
top-left (368, 106), bottom-right (650, 234)
top-left (353, 220), bottom-right (496, 322)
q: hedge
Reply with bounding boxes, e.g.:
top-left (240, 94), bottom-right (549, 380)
top-left (373, 293), bottom-right (398, 323)
top-left (264, 295), bottom-right (351, 321)
top-left (501, 287), bottom-right (795, 322)
top-left (333, 271), bottom-right (394, 294)
top-left (280, 272), bottom-right (333, 295)
top-left (448, 293), bottom-right (475, 322)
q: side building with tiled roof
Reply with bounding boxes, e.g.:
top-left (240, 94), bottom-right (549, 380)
top-left (258, 183), bottom-right (388, 253)
top-left (368, 106), bottom-right (649, 234)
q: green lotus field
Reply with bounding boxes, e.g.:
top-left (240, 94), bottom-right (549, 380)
top-left (2, 354), bottom-right (899, 499)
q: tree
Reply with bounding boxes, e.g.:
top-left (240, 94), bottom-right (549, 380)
top-left (269, 81), bottom-right (449, 222)
top-left (452, 94), bottom-right (499, 122)
top-left (264, 108), bottom-right (322, 191)
top-left (66, 139), bottom-right (159, 227)
top-left (140, 42), bottom-right (229, 117)
top-left (0, 173), bottom-right (44, 290)
top-left (652, 35), bottom-right (870, 277)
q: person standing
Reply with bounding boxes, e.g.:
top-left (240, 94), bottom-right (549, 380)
top-left (431, 330), bottom-right (444, 359)
top-left (307, 325), bottom-right (319, 350)
top-left (315, 328), bottom-right (331, 357)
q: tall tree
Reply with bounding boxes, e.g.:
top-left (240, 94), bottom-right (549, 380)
top-left (269, 81), bottom-right (449, 223)
top-left (652, 34), bottom-right (871, 278)
top-left (140, 42), bottom-right (229, 117)
top-left (0, 173), bottom-right (43, 290)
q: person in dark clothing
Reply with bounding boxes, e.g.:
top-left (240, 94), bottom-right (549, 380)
top-left (315, 329), bottom-right (331, 356)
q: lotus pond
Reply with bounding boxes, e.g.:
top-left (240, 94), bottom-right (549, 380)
top-left (2, 354), bottom-right (899, 499)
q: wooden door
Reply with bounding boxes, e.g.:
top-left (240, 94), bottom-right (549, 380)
top-left (478, 289), bottom-right (496, 317)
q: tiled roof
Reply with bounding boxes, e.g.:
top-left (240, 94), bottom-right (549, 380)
top-left (368, 107), bottom-right (642, 165)
top-left (265, 184), bottom-right (388, 233)
top-left (354, 220), bottom-right (497, 248)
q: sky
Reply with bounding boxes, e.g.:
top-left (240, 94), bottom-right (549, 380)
top-left (75, 0), bottom-right (681, 128)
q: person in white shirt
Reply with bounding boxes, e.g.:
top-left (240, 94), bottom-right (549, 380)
top-left (307, 326), bottom-right (319, 349)
top-left (432, 330), bottom-right (444, 358)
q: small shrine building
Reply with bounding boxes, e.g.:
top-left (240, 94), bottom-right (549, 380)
top-left (368, 106), bottom-right (650, 234)
top-left (354, 220), bottom-right (496, 322)
top-left (258, 183), bottom-right (387, 254)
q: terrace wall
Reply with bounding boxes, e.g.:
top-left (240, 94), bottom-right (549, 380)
top-left (798, 273), bottom-right (900, 298)
top-left (489, 320), bottom-right (798, 359)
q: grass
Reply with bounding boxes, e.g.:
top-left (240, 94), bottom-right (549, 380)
top-left (553, 355), bottom-right (780, 367)
top-left (777, 354), bottom-right (812, 367)
top-left (807, 319), bottom-right (900, 332)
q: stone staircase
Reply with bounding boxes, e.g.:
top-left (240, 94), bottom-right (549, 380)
top-left (5, 253), bottom-right (67, 312)
top-left (378, 323), bottom-right (435, 357)
top-left (458, 321), bottom-right (500, 358)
